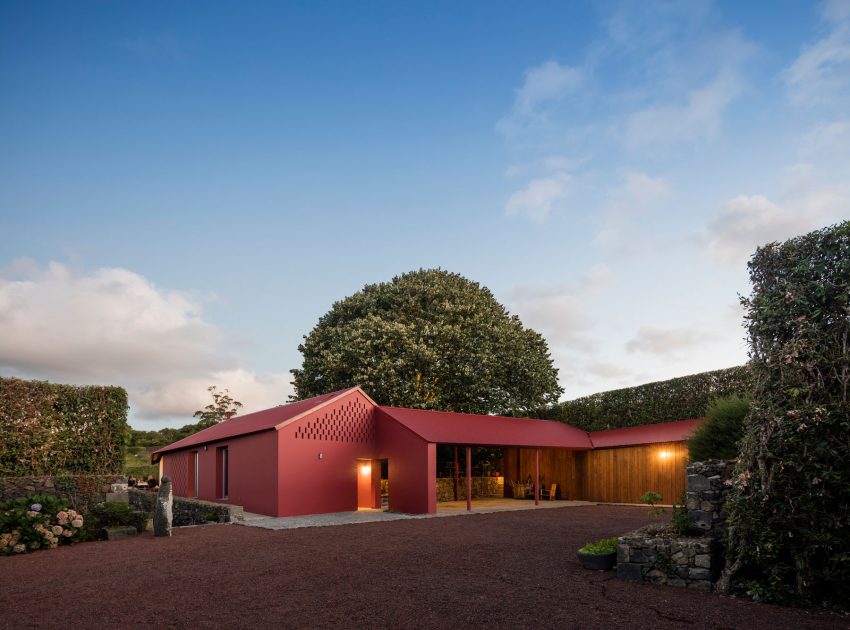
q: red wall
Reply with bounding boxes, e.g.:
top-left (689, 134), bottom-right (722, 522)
top-left (277, 390), bottom-right (379, 517)
top-left (161, 430), bottom-right (278, 516)
top-left (375, 409), bottom-right (436, 514)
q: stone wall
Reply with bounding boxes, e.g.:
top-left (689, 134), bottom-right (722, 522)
top-left (435, 476), bottom-right (504, 502)
top-left (0, 474), bottom-right (126, 512)
top-left (128, 488), bottom-right (244, 526)
top-left (616, 459), bottom-right (735, 591)
top-left (686, 459), bottom-right (735, 537)
top-left (617, 525), bottom-right (717, 590)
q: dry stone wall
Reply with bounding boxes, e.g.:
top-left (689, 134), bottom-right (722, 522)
top-left (616, 459), bottom-right (735, 591)
top-left (128, 488), bottom-right (243, 526)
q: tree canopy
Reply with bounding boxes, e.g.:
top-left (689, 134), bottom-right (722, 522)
top-left (291, 269), bottom-right (563, 415)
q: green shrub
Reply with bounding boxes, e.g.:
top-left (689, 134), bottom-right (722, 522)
top-left (87, 501), bottom-right (149, 535)
top-left (0, 377), bottom-right (128, 476)
top-left (639, 491), bottom-right (664, 516)
top-left (671, 492), bottom-right (689, 535)
top-left (686, 395), bottom-right (749, 461)
top-left (720, 221), bottom-right (850, 608)
top-left (541, 366), bottom-right (752, 431)
top-left (579, 536), bottom-right (618, 555)
top-left (0, 494), bottom-right (86, 554)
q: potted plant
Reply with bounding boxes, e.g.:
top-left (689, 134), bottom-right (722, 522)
top-left (577, 536), bottom-right (618, 570)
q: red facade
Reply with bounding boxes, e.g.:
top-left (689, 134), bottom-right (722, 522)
top-left (154, 387), bottom-right (701, 517)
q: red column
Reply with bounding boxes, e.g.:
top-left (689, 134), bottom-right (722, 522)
top-left (466, 446), bottom-right (472, 511)
top-left (535, 448), bottom-right (540, 506)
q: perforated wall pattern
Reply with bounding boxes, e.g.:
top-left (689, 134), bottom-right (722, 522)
top-left (294, 397), bottom-right (375, 443)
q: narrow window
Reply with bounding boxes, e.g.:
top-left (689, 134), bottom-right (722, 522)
top-left (217, 446), bottom-right (229, 499)
top-left (193, 451), bottom-right (199, 498)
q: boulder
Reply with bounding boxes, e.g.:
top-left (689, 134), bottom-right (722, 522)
top-left (153, 476), bottom-right (173, 537)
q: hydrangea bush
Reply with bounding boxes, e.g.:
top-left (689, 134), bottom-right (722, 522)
top-left (0, 494), bottom-right (84, 554)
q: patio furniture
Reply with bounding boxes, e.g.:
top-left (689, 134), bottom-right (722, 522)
top-left (540, 483), bottom-right (558, 501)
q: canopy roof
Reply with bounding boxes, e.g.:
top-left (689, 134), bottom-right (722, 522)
top-left (378, 406), bottom-right (593, 449)
top-left (589, 418), bottom-right (702, 448)
top-left (152, 386), bottom-right (703, 460)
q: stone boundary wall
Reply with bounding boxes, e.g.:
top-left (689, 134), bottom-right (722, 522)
top-left (0, 474), bottom-right (126, 512)
top-left (616, 459), bottom-right (735, 591)
top-left (686, 459), bottom-right (735, 537)
top-left (435, 477), bottom-right (504, 502)
top-left (128, 488), bottom-right (244, 526)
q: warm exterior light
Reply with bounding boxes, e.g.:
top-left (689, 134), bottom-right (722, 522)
top-left (659, 450), bottom-right (672, 459)
top-left (360, 464), bottom-right (371, 475)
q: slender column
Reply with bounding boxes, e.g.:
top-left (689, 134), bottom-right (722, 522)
top-left (535, 448), bottom-right (540, 506)
top-left (454, 447), bottom-right (459, 501)
top-left (466, 446), bottom-right (472, 511)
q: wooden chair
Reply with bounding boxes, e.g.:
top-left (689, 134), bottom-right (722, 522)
top-left (540, 483), bottom-right (558, 501)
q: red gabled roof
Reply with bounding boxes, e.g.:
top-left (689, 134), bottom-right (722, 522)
top-left (589, 418), bottom-right (703, 448)
top-left (378, 406), bottom-right (593, 449)
top-left (151, 387), bottom-right (361, 461)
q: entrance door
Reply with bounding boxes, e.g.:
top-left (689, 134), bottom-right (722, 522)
top-left (356, 459), bottom-right (381, 509)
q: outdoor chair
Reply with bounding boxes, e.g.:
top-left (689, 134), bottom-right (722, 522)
top-left (540, 483), bottom-right (558, 501)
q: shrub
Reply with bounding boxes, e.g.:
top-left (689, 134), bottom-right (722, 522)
top-left (671, 492), bottom-right (689, 535)
top-left (0, 377), bottom-right (128, 476)
top-left (719, 221), bottom-right (850, 608)
top-left (686, 395), bottom-right (749, 461)
top-left (579, 537), bottom-right (618, 555)
top-left (639, 491), bottom-right (664, 516)
top-left (0, 494), bottom-right (85, 554)
top-left (87, 501), bottom-right (149, 536)
top-left (541, 366), bottom-right (752, 431)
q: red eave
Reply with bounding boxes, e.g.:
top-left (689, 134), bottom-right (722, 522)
top-left (378, 406), bottom-right (593, 449)
top-left (150, 387), bottom-right (361, 462)
top-left (589, 418), bottom-right (704, 448)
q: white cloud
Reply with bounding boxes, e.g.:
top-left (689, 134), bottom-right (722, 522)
top-left (624, 71), bottom-right (742, 148)
top-left (625, 326), bottom-right (703, 355)
top-left (594, 171), bottom-right (671, 248)
top-left (702, 170), bottom-right (849, 265)
top-left (800, 119), bottom-right (850, 156)
top-left (785, 1), bottom-right (850, 105)
top-left (504, 172), bottom-right (571, 222)
top-left (497, 61), bottom-right (583, 136)
top-left (0, 261), bottom-right (293, 425)
top-left (508, 265), bottom-right (612, 348)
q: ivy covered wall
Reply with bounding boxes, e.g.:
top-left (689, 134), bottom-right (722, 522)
top-left (0, 377), bottom-right (128, 476)
top-left (720, 221), bottom-right (850, 607)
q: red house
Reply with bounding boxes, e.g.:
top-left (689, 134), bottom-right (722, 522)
top-left (152, 386), bottom-right (700, 517)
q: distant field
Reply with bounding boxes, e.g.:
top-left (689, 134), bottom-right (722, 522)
top-left (125, 446), bottom-right (157, 479)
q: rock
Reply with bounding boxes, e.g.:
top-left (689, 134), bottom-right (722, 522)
top-left (617, 544), bottom-right (630, 564)
top-left (668, 578), bottom-right (687, 588)
top-left (105, 492), bottom-right (128, 503)
top-left (104, 526), bottom-right (137, 540)
top-left (694, 554), bottom-right (712, 568)
top-left (689, 568), bottom-right (711, 580)
top-left (153, 476), bottom-right (173, 537)
top-left (688, 474), bottom-right (710, 491)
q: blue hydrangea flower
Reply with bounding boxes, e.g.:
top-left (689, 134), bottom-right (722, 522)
top-left (30, 503), bottom-right (42, 512)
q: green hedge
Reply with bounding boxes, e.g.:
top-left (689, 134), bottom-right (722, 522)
top-left (0, 377), bottom-right (128, 476)
top-left (720, 222), bottom-right (850, 608)
top-left (541, 366), bottom-right (752, 431)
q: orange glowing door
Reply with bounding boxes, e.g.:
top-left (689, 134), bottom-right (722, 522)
top-left (357, 460), bottom-right (381, 509)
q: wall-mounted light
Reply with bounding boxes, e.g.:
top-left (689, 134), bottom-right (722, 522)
top-left (360, 464), bottom-right (371, 475)
top-left (318, 452), bottom-right (324, 460)
top-left (204, 446), bottom-right (208, 451)
top-left (658, 450), bottom-right (672, 460)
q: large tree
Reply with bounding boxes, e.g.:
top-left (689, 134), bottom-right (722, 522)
top-left (291, 269), bottom-right (563, 415)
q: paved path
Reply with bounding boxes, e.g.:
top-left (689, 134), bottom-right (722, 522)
top-left (239, 499), bottom-right (593, 530)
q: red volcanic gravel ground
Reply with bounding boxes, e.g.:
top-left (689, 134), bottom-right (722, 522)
top-left (0, 505), bottom-right (845, 629)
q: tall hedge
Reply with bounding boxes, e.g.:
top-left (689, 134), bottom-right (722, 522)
top-left (719, 222), bottom-right (850, 607)
top-left (0, 377), bottom-right (128, 476)
top-left (542, 366), bottom-right (752, 431)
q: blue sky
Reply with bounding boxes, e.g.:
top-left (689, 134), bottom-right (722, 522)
top-left (2, 1), bottom-right (849, 429)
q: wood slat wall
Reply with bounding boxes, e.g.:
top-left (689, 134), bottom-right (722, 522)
top-left (502, 441), bottom-right (688, 504)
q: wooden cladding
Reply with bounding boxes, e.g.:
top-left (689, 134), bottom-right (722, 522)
top-left (503, 441), bottom-right (688, 505)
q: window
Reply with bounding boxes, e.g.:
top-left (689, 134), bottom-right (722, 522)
top-left (193, 451), bottom-right (199, 497)
top-left (217, 446), bottom-right (229, 499)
